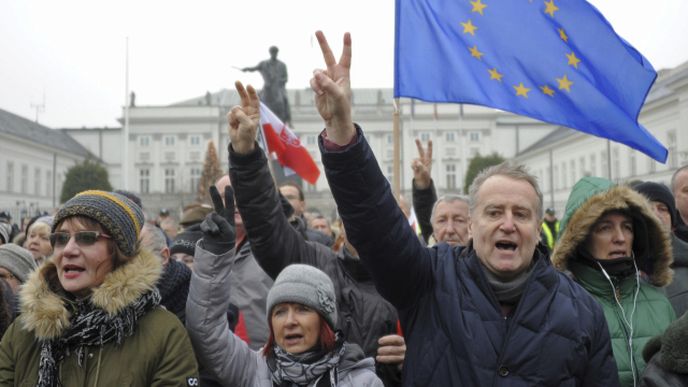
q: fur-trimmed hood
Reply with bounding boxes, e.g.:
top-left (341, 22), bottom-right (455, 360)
top-left (552, 176), bottom-right (673, 287)
top-left (18, 248), bottom-right (162, 340)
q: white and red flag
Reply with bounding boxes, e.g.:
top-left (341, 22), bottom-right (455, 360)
top-left (259, 102), bottom-right (320, 184)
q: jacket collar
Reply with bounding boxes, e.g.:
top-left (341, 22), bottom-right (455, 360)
top-left (18, 249), bottom-right (162, 340)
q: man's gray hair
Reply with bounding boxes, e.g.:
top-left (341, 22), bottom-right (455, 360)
top-left (430, 194), bottom-right (470, 223)
top-left (671, 164), bottom-right (688, 193)
top-left (468, 162), bottom-right (543, 219)
top-left (140, 223), bottom-right (168, 258)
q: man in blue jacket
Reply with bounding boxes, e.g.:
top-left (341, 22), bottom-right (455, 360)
top-left (307, 30), bottom-right (619, 386)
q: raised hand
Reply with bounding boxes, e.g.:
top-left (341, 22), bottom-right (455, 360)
top-left (412, 139), bottom-right (433, 189)
top-left (200, 185), bottom-right (236, 255)
top-left (228, 81), bottom-right (260, 155)
top-left (310, 31), bottom-right (356, 145)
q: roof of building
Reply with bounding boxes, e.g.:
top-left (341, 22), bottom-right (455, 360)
top-left (0, 108), bottom-right (93, 157)
top-left (516, 60), bottom-right (688, 157)
top-left (171, 88), bottom-right (396, 107)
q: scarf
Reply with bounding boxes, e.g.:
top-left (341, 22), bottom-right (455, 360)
top-left (481, 264), bottom-right (533, 305)
top-left (578, 246), bottom-right (636, 279)
top-left (36, 289), bottom-right (161, 387)
top-left (269, 333), bottom-right (346, 387)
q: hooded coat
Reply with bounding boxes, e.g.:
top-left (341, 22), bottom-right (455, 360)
top-left (0, 249), bottom-right (199, 386)
top-left (552, 176), bottom-right (676, 387)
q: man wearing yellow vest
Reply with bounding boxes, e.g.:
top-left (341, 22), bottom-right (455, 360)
top-left (541, 208), bottom-right (560, 252)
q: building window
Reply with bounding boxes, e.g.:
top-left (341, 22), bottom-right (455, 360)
top-left (56, 173), bottom-right (63, 199)
top-left (163, 135), bottom-right (176, 147)
top-left (629, 151), bottom-right (637, 177)
top-left (553, 166), bottom-right (559, 190)
top-left (386, 165), bottom-right (393, 183)
top-left (589, 154), bottom-right (596, 177)
top-left (190, 135), bottom-right (201, 146)
top-left (446, 164), bottom-right (457, 190)
top-left (164, 168), bottom-right (175, 193)
top-left (386, 134), bottom-right (393, 145)
top-left (668, 130), bottom-right (677, 168)
top-left (139, 136), bottom-right (151, 147)
top-left (561, 163), bottom-right (567, 189)
top-left (190, 168), bottom-right (201, 193)
top-left (21, 165), bottom-right (28, 194)
top-left (469, 132), bottom-right (480, 142)
top-left (570, 160), bottom-right (576, 186)
top-left (579, 157), bottom-right (586, 177)
top-left (612, 147), bottom-right (620, 180)
top-left (6, 162), bottom-right (14, 192)
top-left (34, 168), bottom-right (41, 195)
top-left (139, 169), bottom-right (150, 194)
top-left (600, 151), bottom-right (608, 178)
top-left (648, 158), bottom-right (656, 174)
top-left (385, 149), bottom-right (393, 160)
top-left (306, 135), bottom-right (317, 146)
top-left (445, 132), bottom-right (456, 142)
top-left (46, 170), bottom-right (52, 197)
top-left (420, 132), bottom-right (430, 142)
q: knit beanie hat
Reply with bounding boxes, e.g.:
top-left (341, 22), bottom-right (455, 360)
top-left (266, 264), bottom-right (337, 329)
top-left (0, 244), bottom-right (37, 283)
top-left (33, 216), bottom-right (54, 229)
top-left (633, 182), bottom-right (676, 227)
top-left (53, 190), bottom-right (144, 257)
top-left (0, 223), bottom-right (10, 244)
top-left (170, 225), bottom-right (203, 256)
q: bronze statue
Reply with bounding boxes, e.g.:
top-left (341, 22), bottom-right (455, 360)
top-left (243, 46), bottom-right (291, 124)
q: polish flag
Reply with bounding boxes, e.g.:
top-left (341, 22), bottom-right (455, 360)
top-left (259, 102), bottom-right (320, 184)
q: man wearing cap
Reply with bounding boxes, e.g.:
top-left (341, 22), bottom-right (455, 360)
top-left (540, 208), bottom-right (560, 252)
top-left (634, 181), bottom-right (688, 316)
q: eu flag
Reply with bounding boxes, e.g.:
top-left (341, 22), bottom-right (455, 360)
top-left (394, 0), bottom-right (667, 162)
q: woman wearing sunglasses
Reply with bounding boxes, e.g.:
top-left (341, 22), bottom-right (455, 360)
top-left (0, 190), bottom-right (199, 386)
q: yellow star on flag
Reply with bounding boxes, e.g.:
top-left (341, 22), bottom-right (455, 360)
top-left (556, 74), bottom-right (573, 92)
top-left (488, 68), bottom-right (503, 81)
top-left (566, 52), bottom-right (581, 69)
top-left (514, 83), bottom-right (531, 98)
top-left (558, 28), bottom-right (568, 42)
top-left (469, 45), bottom-right (484, 60)
top-left (461, 20), bottom-right (478, 36)
top-left (544, 0), bottom-right (559, 17)
top-left (540, 85), bottom-right (555, 97)
top-left (471, 0), bottom-right (487, 15)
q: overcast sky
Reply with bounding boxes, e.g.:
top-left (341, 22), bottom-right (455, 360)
top-left (1, 0), bottom-right (687, 128)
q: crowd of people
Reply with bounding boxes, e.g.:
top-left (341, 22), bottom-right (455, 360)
top-left (0, 31), bottom-right (686, 386)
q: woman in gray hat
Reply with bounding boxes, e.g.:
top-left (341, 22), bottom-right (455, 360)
top-left (0, 190), bottom-right (198, 386)
top-left (187, 185), bottom-right (382, 386)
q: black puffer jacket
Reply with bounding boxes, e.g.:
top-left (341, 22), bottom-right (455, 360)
top-left (229, 144), bottom-right (400, 386)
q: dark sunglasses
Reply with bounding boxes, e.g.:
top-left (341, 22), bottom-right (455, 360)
top-left (49, 231), bottom-right (111, 248)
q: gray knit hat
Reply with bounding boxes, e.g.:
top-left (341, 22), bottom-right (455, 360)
top-left (53, 190), bottom-right (144, 257)
top-left (266, 264), bottom-right (337, 329)
top-left (0, 244), bottom-right (37, 283)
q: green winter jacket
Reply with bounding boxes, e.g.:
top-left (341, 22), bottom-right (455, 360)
top-left (553, 176), bottom-right (676, 387)
top-left (0, 249), bottom-right (199, 386)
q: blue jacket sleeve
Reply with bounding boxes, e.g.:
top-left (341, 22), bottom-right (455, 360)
top-left (319, 125), bottom-right (434, 309)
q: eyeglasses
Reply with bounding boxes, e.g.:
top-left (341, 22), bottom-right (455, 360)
top-left (49, 231), bottom-right (111, 248)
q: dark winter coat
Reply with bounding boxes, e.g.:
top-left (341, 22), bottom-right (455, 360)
top-left (667, 234), bottom-right (688, 316)
top-left (552, 176), bottom-right (676, 386)
top-left (640, 311), bottom-right (688, 386)
top-left (319, 127), bottom-right (619, 387)
top-left (229, 145), bottom-right (401, 385)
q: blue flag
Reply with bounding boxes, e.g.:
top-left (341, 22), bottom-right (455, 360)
top-left (394, 0), bottom-right (667, 162)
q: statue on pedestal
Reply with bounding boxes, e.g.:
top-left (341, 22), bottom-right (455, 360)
top-left (243, 46), bottom-right (291, 124)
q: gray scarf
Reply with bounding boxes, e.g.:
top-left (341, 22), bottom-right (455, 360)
top-left (482, 264), bottom-right (533, 305)
top-left (269, 333), bottom-right (346, 386)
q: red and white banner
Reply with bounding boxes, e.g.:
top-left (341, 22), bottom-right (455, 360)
top-left (259, 102), bottom-right (320, 184)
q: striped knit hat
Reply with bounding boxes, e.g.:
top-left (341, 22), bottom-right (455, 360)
top-left (53, 190), bottom-right (144, 257)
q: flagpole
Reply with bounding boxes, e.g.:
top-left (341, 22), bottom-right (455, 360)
top-left (393, 98), bottom-right (401, 198)
top-left (123, 37), bottom-right (130, 190)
